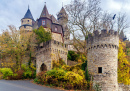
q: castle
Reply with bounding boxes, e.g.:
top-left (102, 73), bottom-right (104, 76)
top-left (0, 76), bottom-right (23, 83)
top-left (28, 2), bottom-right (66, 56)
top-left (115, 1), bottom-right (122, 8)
top-left (87, 30), bottom-right (119, 91)
top-left (20, 3), bottom-right (120, 91)
top-left (20, 4), bottom-right (69, 73)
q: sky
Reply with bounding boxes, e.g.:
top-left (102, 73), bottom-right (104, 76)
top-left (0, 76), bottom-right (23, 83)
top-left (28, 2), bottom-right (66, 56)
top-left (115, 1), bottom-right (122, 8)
top-left (0, 0), bottom-right (130, 38)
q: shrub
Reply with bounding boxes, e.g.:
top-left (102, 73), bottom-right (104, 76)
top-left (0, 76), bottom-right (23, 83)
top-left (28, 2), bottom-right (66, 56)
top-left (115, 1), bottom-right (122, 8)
top-left (72, 69), bottom-right (85, 78)
top-left (67, 51), bottom-right (79, 61)
top-left (52, 58), bottom-right (66, 69)
top-left (23, 70), bottom-right (32, 79)
top-left (0, 68), bottom-right (3, 79)
top-left (81, 61), bottom-right (87, 71)
top-left (21, 63), bottom-right (36, 79)
top-left (46, 69), bottom-right (66, 80)
top-left (64, 71), bottom-right (83, 84)
top-left (62, 65), bottom-right (71, 71)
top-left (0, 68), bottom-right (13, 79)
top-left (85, 66), bottom-right (90, 81)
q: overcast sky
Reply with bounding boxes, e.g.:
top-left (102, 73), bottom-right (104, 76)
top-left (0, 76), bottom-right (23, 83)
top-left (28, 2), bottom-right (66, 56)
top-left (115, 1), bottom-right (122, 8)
top-left (0, 0), bottom-right (130, 38)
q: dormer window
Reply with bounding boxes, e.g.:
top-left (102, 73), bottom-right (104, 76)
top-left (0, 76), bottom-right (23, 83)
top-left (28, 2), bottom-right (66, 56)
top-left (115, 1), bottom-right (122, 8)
top-left (55, 27), bottom-right (58, 31)
top-left (42, 20), bottom-right (45, 25)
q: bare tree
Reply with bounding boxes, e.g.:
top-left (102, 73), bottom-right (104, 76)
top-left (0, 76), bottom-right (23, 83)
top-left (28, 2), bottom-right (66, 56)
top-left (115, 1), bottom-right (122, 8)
top-left (65, 0), bottom-right (129, 54)
top-left (117, 13), bottom-right (129, 33)
top-left (65, 0), bottom-right (101, 54)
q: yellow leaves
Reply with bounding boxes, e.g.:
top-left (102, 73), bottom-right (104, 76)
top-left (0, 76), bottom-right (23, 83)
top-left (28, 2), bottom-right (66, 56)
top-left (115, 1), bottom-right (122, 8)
top-left (118, 40), bottom-right (130, 85)
top-left (64, 71), bottom-right (83, 84)
top-left (0, 25), bottom-right (36, 69)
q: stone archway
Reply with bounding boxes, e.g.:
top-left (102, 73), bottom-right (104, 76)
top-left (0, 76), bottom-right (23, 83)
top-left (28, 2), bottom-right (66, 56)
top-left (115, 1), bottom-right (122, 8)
top-left (40, 63), bottom-right (47, 72)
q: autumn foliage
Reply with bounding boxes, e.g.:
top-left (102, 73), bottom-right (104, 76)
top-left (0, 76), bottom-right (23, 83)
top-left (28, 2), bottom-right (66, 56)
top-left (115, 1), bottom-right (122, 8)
top-left (118, 40), bottom-right (130, 85)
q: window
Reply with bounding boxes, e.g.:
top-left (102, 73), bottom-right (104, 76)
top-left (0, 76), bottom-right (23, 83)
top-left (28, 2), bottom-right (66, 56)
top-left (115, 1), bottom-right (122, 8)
top-left (98, 67), bottom-right (102, 73)
top-left (24, 26), bottom-right (26, 28)
top-left (28, 20), bottom-right (29, 22)
top-left (55, 27), bottom-right (58, 31)
top-left (42, 20), bottom-right (45, 25)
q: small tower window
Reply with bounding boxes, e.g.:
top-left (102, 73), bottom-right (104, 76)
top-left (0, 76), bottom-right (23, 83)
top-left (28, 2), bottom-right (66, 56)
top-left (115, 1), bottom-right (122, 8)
top-left (98, 67), bottom-right (102, 73)
top-left (42, 20), bottom-right (45, 25)
top-left (28, 20), bottom-right (29, 22)
top-left (55, 27), bottom-right (58, 31)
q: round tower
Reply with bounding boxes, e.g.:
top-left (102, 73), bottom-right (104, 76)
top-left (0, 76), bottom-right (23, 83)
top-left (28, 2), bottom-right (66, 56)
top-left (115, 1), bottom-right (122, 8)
top-left (87, 29), bottom-right (119, 91)
top-left (57, 7), bottom-right (70, 43)
top-left (20, 6), bottom-right (35, 32)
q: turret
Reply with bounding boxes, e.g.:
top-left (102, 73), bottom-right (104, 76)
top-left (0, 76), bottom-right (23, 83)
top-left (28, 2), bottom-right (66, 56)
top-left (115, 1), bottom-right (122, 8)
top-left (36, 3), bottom-right (52, 29)
top-left (57, 7), bottom-right (70, 43)
top-left (87, 29), bottom-right (119, 91)
top-left (20, 6), bottom-right (35, 32)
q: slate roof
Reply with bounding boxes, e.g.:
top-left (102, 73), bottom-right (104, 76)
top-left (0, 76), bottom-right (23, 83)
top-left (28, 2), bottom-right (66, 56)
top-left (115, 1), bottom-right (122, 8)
top-left (23, 8), bottom-right (34, 20)
top-left (51, 15), bottom-right (59, 24)
top-left (40, 5), bottom-right (50, 19)
top-left (59, 7), bottom-right (67, 14)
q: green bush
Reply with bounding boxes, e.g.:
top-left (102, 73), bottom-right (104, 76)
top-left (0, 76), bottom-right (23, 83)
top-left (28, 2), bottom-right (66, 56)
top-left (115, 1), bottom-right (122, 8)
top-left (23, 70), bottom-right (32, 79)
top-left (21, 63), bottom-right (36, 79)
top-left (67, 51), bottom-right (79, 61)
top-left (85, 66), bottom-right (90, 81)
top-left (0, 68), bottom-right (13, 79)
top-left (46, 69), bottom-right (66, 80)
top-left (81, 61), bottom-right (87, 71)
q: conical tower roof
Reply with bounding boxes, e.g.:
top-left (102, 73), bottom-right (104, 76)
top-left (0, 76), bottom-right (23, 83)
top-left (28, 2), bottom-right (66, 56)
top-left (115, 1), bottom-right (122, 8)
top-left (40, 4), bottom-right (50, 19)
top-left (23, 6), bottom-right (34, 20)
top-left (59, 7), bottom-right (67, 14)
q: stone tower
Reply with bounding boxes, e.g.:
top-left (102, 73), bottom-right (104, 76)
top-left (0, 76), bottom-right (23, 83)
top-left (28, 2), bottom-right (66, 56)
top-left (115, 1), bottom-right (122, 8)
top-left (20, 6), bottom-right (35, 32)
top-left (35, 4), bottom-right (68, 74)
top-left (57, 7), bottom-right (70, 43)
top-left (87, 29), bottom-right (119, 91)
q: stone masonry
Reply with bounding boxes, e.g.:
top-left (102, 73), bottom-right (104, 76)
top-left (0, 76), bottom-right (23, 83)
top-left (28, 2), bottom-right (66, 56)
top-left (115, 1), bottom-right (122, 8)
top-left (87, 29), bottom-right (119, 91)
top-left (36, 40), bottom-right (68, 73)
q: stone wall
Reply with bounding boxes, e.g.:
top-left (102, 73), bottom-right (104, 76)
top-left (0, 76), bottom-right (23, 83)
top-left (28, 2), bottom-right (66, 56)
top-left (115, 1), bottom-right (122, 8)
top-left (36, 40), bottom-right (68, 74)
top-left (52, 32), bottom-right (63, 43)
top-left (21, 18), bottom-right (33, 25)
top-left (87, 29), bottom-right (119, 91)
top-left (118, 83), bottom-right (130, 91)
top-left (20, 26), bottom-right (33, 32)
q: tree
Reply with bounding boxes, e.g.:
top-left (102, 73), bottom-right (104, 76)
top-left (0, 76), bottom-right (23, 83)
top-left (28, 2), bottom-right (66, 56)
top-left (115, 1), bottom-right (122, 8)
top-left (118, 40), bottom-right (130, 85)
top-left (65, 0), bottom-right (129, 54)
top-left (65, 0), bottom-right (101, 54)
top-left (0, 25), bottom-right (35, 70)
top-left (33, 26), bottom-right (51, 45)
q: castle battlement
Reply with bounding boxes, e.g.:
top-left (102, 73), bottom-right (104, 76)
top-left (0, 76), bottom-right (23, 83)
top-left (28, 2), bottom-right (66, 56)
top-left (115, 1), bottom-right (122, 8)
top-left (87, 29), bottom-right (119, 50)
top-left (36, 39), bottom-right (68, 56)
top-left (87, 29), bottom-right (119, 91)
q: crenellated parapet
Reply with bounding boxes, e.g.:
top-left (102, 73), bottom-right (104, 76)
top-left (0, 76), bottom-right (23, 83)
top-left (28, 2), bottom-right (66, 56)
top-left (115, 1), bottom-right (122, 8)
top-left (87, 29), bottom-right (119, 91)
top-left (87, 29), bottom-right (119, 50)
top-left (36, 39), bottom-right (68, 56)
